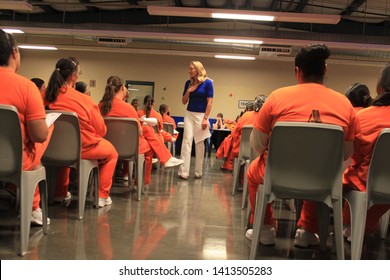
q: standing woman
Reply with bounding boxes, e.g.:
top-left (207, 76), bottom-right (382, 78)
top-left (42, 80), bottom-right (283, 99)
top-left (45, 57), bottom-right (118, 208)
top-left (178, 61), bottom-right (214, 180)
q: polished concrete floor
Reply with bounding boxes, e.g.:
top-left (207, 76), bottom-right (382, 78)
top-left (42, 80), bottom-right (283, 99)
top-left (0, 154), bottom-right (389, 260)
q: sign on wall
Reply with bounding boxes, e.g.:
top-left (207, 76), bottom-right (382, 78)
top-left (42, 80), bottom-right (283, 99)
top-left (238, 100), bottom-right (252, 109)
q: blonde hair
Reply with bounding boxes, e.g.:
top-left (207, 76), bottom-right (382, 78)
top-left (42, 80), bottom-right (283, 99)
top-left (191, 61), bottom-right (207, 83)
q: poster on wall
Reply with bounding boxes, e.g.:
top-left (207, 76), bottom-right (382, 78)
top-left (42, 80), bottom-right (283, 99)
top-left (238, 100), bottom-right (252, 109)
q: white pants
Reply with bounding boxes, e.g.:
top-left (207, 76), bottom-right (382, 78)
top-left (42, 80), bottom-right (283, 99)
top-left (178, 111), bottom-right (210, 177)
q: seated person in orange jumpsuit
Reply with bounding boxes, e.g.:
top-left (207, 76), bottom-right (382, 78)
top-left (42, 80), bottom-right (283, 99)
top-left (159, 103), bottom-right (178, 140)
top-left (0, 30), bottom-right (52, 225)
top-left (245, 44), bottom-right (359, 247)
top-left (345, 83), bottom-right (372, 113)
top-left (45, 57), bottom-right (118, 208)
top-left (343, 64), bottom-right (390, 241)
top-left (218, 95), bottom-right (267, 171)
top-left (138, 95), bottom-right (176, 144)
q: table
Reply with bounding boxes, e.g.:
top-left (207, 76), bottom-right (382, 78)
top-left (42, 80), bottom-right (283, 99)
top-left (210, 129), bottom-right (231, 151)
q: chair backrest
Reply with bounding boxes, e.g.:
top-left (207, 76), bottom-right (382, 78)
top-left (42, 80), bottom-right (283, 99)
top-left (163, 122), bottom-right (174, 135)
top-left (104, 117), bottom-right (139, 159)
top-left (367, 128), bottom-right (390, 205)
top-left (0, 105), bottom-right (22, 183)
top-left (264, 122), bottom-right (344, 206)
top-left (238, 125), bottom-right (256, 161)
top-left (42, 111), bottom-right (81, 166)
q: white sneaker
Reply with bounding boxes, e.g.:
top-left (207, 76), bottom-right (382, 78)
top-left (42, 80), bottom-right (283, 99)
top-left (171, 137), bottom-right (176, 143)
top-left (99, 196), bottom-right (113, 208)
top-left (294, 228), bottom-right (319, 248)
top-left (245, 225), bottom-right (276, 245)
top-left (164, 157), bottom-right (184, 168)
top-left (152, 158), bottom-right (159, 164)
top-left (343, 226), bottom-right (351, 242)
top-left (54, 191), bottom-right (72, 204)
top-left (31, 208), bottom-right (50, 226)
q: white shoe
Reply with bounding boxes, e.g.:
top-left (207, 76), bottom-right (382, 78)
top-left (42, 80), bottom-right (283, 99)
top-left (171, 137), bottom-right (176, 143)
top-left (152, 158), bottom-right (159, 164)
top-left (343, 226), bottom-right (351, 242)
top-left (31, 208), bottom-right (50, 226)
top-left (164, 157), bottom-right (184, 168)
top-left (245, 225), bottom-right (276, 245)
top-left (99, 196), bottom-right (112, 208)
top-left (54, 191), bottom-right (72, 203)
top-left (294, 228), bottom-right (319, 248)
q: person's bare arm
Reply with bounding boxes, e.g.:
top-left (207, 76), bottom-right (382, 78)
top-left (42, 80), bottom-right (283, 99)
top-left (27, 119), bottom-right (49, 143)
top-left (202, 97), bottom-right (213, 130)
top-left (250, 128), bottom-right (269, 155)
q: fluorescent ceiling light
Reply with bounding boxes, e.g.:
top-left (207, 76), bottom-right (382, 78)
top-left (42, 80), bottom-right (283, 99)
top-left (0, 1), bottom-right (33, 11)
top-left (214, 38), bottom-right (263, 44)
top-left (212, 13), bottom-right (274, 21)
top-left (215, 55), bottom-right (255, 60)
top-left (19, 45), bottom-right (58, 50)
top-left (1, 29), bottom-right (24, 34)
top-left (147, 6), bottom-right (340, 24)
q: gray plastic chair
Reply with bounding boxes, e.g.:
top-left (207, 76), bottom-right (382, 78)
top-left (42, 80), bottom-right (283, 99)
top-left (42, 111), bottom-right (99, 220)
top-left (104, 117), bottom-right (145, 201)
top-left (344, 128), bottom-right (390, 259)
top-left (250, 122), bottom-right (345, 260)
top-left (163, 122), bottom-right (175, 156)
top-left (231, 125), bottom-right (256, 211)
top-left (0, 104), bottom-right (48, 256)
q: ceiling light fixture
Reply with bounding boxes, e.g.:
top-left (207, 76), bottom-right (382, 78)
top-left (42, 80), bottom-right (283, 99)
top-left (1, 28), bottom-right (24, 34)
top-left (147, 6), bottom-right (340, 24)
top-left (19, 45), bottom-right (58, 50)
top-left (215, 55), bottom-right (256, 60)
top-left (0, 1), bottom-right (33, 11)
top-left (214, 38), bottom-right (263, 44)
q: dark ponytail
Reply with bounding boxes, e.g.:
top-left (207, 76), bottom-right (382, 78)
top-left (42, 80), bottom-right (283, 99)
top-left (100, 76), bottom-right (124, 116)
top-left (143, 95), bottom-right (154, 118)
top-left (46, 57), bottom-right (79, 103)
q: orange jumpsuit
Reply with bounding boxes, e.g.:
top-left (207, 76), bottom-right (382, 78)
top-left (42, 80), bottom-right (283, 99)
top-left (162, 114), bottom-right (178, 140)
top-left (137, 109), bottom-right (172, 164)
top-left (99, 97), bottom-right (154, 185)
top-left (0, 68), bottom-right (53, 210)
top-left (47, 86), bottom-right (118, 199)
top-left (219, 111), bottom-right (257, 170)
top-left (343, 106), bottom-right (390, 233)
top-left (139, 108), bottom-right (174, 143)
top-left (247, 83), bottom-right (359, 233)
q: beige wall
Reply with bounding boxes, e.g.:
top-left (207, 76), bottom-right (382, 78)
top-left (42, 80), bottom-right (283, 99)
top-left (18, 49), bottom-right (383, 120)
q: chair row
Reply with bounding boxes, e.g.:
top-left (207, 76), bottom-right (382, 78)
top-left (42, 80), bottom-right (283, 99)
top-left (249, 122), bottom-right (390, 260)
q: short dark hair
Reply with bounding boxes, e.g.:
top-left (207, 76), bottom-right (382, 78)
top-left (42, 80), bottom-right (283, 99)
top-left (295, 43), bottom-right (330, 83)
top-left (31, 78), bottom-right (45, 90)
top-left (75, 81), bottom-right (88, 94)
top-left (0, 30), bottom-right (17, 66)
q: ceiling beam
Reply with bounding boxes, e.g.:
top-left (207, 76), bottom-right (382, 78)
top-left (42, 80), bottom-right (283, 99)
top-left (78, 0), bottom-right (99, 12)
top-left (295, 0), bottom-right (309, 13)
top-left (341, 0), bottom-right (367, 16)
top-left (33, 0), bottom-right (57, 13)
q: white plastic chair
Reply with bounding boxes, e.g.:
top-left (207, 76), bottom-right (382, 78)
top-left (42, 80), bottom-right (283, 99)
top-left (42, 111), bottom-right (99, 220)
top-left (163, 122), bottom-right (175, 156)
top-left (344, 128), bottom-right (390, 259)
top-left (104, 117), bottom-right (145, 201)
top-left (250, 122), bottom-right (345, 260)
top-left (0, 105), bottom-right (48, 256)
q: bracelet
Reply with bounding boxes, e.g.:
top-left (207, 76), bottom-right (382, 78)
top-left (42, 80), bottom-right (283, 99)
top-left (203, 116), bottom-right (208, 120)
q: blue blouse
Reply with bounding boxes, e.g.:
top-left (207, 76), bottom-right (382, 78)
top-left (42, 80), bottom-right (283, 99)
top-left (182, 78), bottom-right (214, 113)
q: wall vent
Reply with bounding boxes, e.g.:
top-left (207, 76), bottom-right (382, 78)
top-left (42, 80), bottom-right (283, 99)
top-left (97, 37), bottom-right (127, 45)
top-left (259, 46), bottom-right (291, 55)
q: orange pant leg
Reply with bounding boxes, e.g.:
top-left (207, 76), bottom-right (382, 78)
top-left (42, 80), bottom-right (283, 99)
top-left (82, 138), bottom-right (118, 199)
top-left (297, 201), bottom-right (318, 233)
top-left (139, 137), bottom-right (153, 185)
top-left (23, 126), bottom-right (54, 211)
top-left (142, 126), bottom-right (171, 164)
top-left (247, 156), bottom-right (274, 226)
top-left (54, 167), bottom-right (71, 197)
top-left (161, 130), bottom-right (174, 142)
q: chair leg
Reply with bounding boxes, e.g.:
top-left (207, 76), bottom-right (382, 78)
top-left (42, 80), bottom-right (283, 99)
top-left (332, 199), bottom-right (345, 260)
top-left (232, 158), bottom-right (239, 196)
top-left (316, 202), bottom-right (330, 252)
top-left (250, 185), bottom-right (267, 260)
top-left (79, 160), bottom-right (98, 219)
top-left (137, 155), bottom-right (145, 201)
top-left (38, 180), bottom-right (48, 235)
top-left (344, 190), bottom-right (367, 259)
top-left (241, 160), bottom-right (250, 209)
top-left (20, 175), bottom-right (36, 256)
top-left (380, 210), bottom-right (389, 239)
